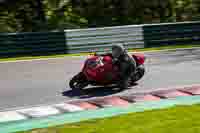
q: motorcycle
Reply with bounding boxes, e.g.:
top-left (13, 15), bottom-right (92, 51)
top-left (69, 52), bottom-right (146, 91)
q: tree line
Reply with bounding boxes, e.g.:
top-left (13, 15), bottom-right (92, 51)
top-left (0, 0), bottom-right (200, 32)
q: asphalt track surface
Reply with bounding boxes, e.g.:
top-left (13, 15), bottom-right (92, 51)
top-left (0, 48), bottom-right (200, 111)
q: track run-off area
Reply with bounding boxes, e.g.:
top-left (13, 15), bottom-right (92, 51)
top-left (0, 48), bottom-right (200, 111)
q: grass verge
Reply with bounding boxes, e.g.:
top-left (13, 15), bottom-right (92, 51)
top-left (17, 104), bottom-right (200, 133)
top-left (0, 44), bottom-right (200, 62)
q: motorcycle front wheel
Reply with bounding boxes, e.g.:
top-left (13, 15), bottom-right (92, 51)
top-left (69, 72), bottom-right (88, 91)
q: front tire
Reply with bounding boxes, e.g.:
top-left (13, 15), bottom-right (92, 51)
top-left (69, 72), bottom-right (88, 91)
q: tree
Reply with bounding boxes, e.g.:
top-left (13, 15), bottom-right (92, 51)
top-left (45, 0), bottom-right (85, 30)
top-left (0, 0), bottom-right (199, 32)
top-left (0, 0), bottom-right (47, 32)
top-left (70, 0), bottom-right (176, 27)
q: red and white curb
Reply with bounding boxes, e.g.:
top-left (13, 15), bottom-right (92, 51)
top-left (1, 84), bottom-right (200, 123)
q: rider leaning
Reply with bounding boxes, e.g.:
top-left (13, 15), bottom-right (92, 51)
top-left (111, 43), bottom-right (136, 89)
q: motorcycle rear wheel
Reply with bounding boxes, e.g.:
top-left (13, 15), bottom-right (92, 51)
top-left (69, 72), bottom-right (88, 91)
top-left (131, 64), bottom-right (145, 83)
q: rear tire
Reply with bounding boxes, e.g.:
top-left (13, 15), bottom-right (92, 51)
top-left (131, 65), bottom-right (145, 83)
top-left (69, 72), bottom-right (88, 91)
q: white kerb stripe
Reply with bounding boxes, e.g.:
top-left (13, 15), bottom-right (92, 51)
top-left (0, 111), bottom-right (27, 123)
top-left (54, 103), bottom-right (84, 112)
top-left (17, 106), bottom-right (61, 118)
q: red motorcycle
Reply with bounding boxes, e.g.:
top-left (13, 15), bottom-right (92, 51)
top-left (69, 52), bottom-right (146, 91)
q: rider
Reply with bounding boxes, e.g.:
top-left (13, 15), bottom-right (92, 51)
top-left (111, 43), bottom-right (136, 89)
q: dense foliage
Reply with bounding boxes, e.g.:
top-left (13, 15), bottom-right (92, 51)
top-left (0, 0), bottom-right (200, 32)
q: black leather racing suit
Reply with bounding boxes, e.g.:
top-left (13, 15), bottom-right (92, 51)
top-left (114, 52), bottom-right (136, 89)
top-left (99, 52), bottom-right (136, 89)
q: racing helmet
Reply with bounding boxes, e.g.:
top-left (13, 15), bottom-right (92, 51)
top-left (112, 43), bottom-right (125, 58)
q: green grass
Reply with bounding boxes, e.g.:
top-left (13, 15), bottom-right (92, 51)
top-left (17, 104), bottom-right (200, 133)
top-left (0, 44), bottom-right (200, 62)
